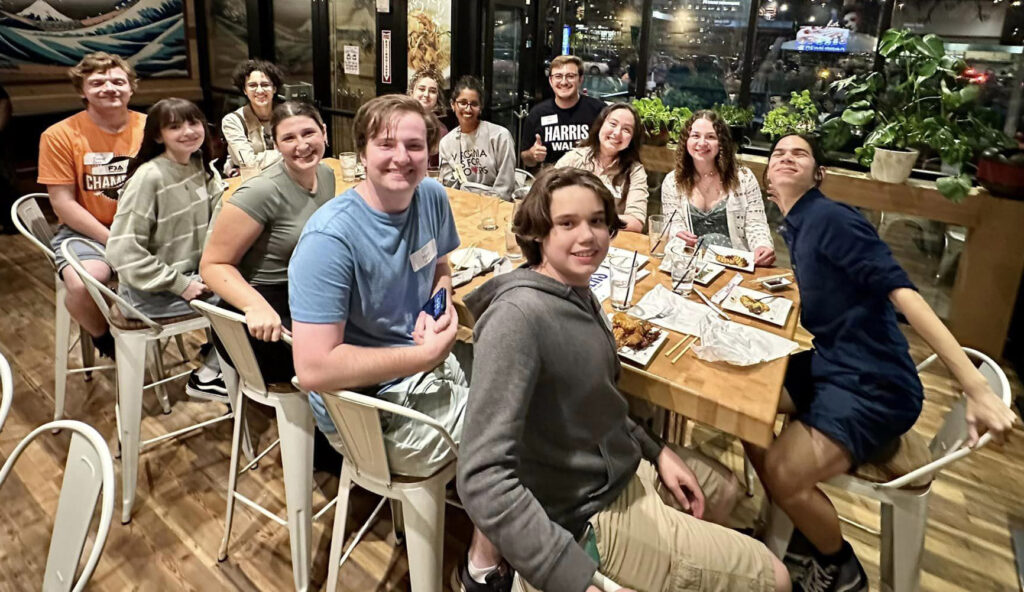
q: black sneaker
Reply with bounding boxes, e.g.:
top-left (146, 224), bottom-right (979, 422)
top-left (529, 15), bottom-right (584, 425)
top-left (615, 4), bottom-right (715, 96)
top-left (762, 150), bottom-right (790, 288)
top-left (93, 330), bottom-right (116, 360)
top-left (785, 528), bottom-right (816, 586)
top-left (794, 542), bottom-right (868, 592)
top-left (185, 369), bottom-right (229, 403)
top-left (451, 561), bottom-right (514, 592)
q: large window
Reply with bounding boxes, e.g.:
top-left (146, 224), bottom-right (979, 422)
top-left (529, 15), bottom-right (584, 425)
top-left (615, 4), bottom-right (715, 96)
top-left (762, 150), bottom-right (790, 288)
top-left (647, 0), bottom-right (752, 111)
top-left (565, 0), bottom-right (644, 100)
top-left (274, 0), bottom-right (314, 82)
top-left (209, 0), bottom-right (248, 88)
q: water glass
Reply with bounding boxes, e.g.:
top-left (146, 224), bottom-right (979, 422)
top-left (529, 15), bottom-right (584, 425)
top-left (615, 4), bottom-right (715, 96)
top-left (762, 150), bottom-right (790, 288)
top-left (672, 258), bottom-right (696, 296)
top-left (478, 195), bottom-right (500, 231)
top-left (239, 165), bottom-right (259, 182)
top-left (340, 152), bottom-right (358, 182)
top-left (608, 256), bottom-right (638, 311)
top-left (504, 216), bottom-right (522, 259)
top-left (648, 214), bottom-right (668, 258)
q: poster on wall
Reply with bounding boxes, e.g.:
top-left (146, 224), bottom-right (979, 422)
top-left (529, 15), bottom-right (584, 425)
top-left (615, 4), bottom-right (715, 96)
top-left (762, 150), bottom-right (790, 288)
top-left (407, 0), bottom-right (450, 85)
top-left (0, 0), bottom-right (189, 83)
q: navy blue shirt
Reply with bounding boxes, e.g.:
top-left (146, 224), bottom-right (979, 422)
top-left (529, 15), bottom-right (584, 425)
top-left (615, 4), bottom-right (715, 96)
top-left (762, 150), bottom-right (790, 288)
top-left (782, 188), bottom-right (923, 401)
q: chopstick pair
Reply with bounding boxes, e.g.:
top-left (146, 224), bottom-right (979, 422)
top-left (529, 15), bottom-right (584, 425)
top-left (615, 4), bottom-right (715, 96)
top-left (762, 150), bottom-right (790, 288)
top-left (665, 335), bottom-right (698, 364)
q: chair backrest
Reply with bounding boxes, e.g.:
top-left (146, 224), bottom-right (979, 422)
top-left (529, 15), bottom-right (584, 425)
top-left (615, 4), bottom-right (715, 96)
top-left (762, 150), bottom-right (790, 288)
top-left (514, 168), bottom-right (535, 189)
top-left (0, 351), bottom-right (11, 433)
top-left (189, 300), bottom-right (268, 393)
top-left (0, 419), bottom-right (115, 592)
top-left (60, 238), bottom-right (162, 332)
top-left (883, 347), bottom-right (1012, 489)
top-left (12, 193), bottom-right (58, 266)
top-left (290, 377), bottom-right (459, 487)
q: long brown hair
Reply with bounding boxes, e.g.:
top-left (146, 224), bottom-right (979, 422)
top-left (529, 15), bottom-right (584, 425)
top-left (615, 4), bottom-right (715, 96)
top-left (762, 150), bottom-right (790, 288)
top-left (125, 98), bottom-right (215, 183)
top-left (673, 110), bottom-right (739, 195)
top-left (576, 103), bottom-right (644, 211)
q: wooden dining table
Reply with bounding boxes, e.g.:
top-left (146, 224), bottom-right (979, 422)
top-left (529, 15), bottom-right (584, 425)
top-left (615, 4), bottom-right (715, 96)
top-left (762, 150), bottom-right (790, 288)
top-left (223, 159), bottom-right (800, 448)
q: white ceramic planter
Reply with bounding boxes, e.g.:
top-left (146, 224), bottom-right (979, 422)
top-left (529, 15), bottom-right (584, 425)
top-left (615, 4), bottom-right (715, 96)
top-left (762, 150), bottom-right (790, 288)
top-left (870, 147), bottom-right (920, 184)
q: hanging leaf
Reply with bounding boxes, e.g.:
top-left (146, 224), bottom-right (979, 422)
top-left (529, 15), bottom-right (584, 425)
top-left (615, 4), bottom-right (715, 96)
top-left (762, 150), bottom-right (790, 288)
top-left (841, 109), bottom-right (874, 126)
top-left (935, 174), bottom-right (971, 202)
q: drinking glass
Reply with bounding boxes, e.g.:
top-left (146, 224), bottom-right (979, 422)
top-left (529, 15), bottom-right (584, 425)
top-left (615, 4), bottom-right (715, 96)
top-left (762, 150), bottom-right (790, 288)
top-left (672, 258), bottom-right (696, 296)
top-left (340, 152), bottom-right (358, 182)
top-left (239, 165), bottom-right (259, 182)
top-left (479, 195), bottom-right (499, 231)
top-left (504, 216), bottom-right (522, 259)
top-left (608, 256), bottom-right (638, 311)
top-left (648, 214), bottom-right (668, 258)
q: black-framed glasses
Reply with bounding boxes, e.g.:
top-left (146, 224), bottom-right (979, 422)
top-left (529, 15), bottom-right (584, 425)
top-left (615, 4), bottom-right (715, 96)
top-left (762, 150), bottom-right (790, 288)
top-left (455, 100), bottom-right (481, 109)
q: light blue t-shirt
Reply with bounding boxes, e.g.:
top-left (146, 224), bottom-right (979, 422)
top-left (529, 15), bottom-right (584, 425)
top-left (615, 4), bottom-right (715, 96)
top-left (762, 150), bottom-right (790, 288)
top-left (288, 178), bottom-right (460, 347)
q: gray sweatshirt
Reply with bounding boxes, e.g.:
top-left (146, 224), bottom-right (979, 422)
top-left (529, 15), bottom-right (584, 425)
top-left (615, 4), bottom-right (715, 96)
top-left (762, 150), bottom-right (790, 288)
top-left (459, 268), bottom-right (664, 592)
top-left (438, 121), bottom-right (517, 199)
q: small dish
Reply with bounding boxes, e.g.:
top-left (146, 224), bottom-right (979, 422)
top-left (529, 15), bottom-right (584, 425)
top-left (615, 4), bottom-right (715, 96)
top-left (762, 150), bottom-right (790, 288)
top-left (760, 277), bottom-right (793, 292)
top-left (607, 313), bottom-right (669, 367)
top-left (721, 286), bottom-right (793, 327)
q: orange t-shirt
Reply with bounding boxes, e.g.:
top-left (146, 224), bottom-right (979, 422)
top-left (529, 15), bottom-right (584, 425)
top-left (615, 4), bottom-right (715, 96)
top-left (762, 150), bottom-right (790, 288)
top-left (37, 110), bottom-right (146, 227)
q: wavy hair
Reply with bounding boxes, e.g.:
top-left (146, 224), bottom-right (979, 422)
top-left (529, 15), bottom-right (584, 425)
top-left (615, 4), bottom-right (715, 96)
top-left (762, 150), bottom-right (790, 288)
top-left (408, 66), bottom-right (447, 117)
top-left (673, 110), bottom-right (739, 195)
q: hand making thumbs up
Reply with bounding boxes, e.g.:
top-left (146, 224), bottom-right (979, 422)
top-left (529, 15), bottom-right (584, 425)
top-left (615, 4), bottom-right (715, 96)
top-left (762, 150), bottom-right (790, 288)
top-left (528, 133), bottom-right (547, 163)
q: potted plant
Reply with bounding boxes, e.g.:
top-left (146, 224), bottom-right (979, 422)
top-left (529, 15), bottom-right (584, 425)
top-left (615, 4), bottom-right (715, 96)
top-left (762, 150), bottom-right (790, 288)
top-left (760, 90), bottom-right (819, 141)
top-left (631, 98), bottom-right (691, 146)
top-left (977, 147), bottom-right (1024, 200)
top-left (667, 106), bottom-right (693, 145)
top-left (714, 103), bottom-right (755, 146)
top-left (821, 29), bottom-right (1014, 201)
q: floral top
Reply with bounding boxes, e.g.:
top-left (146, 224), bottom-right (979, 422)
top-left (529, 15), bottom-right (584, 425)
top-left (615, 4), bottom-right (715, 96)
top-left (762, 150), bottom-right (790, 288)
top-left (660, 165), bottom-right (773, 252)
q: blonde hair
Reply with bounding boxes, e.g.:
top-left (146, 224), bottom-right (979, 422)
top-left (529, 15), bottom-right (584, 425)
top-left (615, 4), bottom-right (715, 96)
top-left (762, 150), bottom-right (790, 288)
top-left (549, 55), bottom-right (584, 76)
top-left (68, 52), bottom-right (138, 94)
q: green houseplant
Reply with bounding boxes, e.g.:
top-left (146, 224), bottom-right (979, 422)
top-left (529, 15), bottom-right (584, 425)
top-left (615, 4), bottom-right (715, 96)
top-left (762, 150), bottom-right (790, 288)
top-left (821, 29), bottom-right (1014, 201)
top-left (631, 97), bottom-right (691, 146)
top-left (714, 103), bottom-right (755, 145)
top-left (760, 91), bottom-right (819, 140)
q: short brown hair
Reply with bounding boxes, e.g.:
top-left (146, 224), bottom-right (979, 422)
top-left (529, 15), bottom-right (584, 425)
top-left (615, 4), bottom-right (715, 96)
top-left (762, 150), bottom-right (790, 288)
top-left (549, 55), bottom-right (584, 77)
top-left (514, 168), bottom-right (626, 266)
top-left (352, 94), bottom-right (440, 158)
top-left (68, 52), bottom-right (138, 94)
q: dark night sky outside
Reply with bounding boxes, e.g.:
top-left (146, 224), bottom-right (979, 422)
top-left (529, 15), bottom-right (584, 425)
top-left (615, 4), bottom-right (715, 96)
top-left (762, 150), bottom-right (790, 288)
top-left (1, 0), bottom-right (126, 20)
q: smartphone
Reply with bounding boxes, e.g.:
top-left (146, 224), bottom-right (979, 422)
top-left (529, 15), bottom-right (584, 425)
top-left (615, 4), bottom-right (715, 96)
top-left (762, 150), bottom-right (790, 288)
top-left (421, 288), bottom-right (447, 321)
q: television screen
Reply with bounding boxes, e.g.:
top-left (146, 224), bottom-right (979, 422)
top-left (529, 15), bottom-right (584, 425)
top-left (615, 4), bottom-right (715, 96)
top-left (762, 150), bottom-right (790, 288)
top-left (795, 27), bottom-right (850, 52)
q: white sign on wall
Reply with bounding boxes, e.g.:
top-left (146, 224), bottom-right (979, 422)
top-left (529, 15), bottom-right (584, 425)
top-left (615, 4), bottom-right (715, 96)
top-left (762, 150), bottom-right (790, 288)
top-left (343, 46), bottom-right (360, 75)
top-left (376, 0), bottom-right (390, 13)
top-left (382, 30), bottom-right (392, 84)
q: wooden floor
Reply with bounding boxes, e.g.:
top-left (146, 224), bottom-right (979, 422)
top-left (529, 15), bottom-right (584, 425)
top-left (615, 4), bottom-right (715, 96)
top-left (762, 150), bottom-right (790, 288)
top-left (1, 228), bottom-right (1022, 592)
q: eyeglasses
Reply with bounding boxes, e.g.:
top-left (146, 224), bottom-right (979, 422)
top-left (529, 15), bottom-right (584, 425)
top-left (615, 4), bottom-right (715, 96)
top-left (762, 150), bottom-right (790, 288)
top-left (246, 82), bottom-right (275, 91)
top-left (550, 73), bottom-right (579, 82)
top-left (455, 100), bottom-right (481, 109)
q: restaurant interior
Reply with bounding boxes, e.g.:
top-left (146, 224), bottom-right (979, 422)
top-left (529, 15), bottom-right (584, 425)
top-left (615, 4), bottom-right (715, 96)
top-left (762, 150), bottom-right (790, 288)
top-left (1, 0), bottom-right (1024, 591)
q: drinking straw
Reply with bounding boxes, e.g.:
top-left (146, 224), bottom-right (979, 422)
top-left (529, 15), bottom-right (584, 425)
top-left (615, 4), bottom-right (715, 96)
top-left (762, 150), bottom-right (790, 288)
top-left (649, 210), bottom-right (678, 255)
top-left (624, 250), bottom-right (639, 306)
top-left (673, 236), bottom-right (706, 292)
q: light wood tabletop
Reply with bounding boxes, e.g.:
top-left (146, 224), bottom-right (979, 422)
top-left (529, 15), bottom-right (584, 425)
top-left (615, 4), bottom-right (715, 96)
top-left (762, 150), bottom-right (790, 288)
top-left (225, 159), bottom-right (799, 447)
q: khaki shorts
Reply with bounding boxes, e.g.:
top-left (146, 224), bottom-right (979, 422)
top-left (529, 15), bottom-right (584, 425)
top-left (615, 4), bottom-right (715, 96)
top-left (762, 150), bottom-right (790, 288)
top-left (523, 444), bottom-right (775, 592)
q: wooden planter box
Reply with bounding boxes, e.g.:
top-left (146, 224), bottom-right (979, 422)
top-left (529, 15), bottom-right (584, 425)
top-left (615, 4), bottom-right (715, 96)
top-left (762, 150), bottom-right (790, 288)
top-left (641, 145), bottom-right (1024, 356)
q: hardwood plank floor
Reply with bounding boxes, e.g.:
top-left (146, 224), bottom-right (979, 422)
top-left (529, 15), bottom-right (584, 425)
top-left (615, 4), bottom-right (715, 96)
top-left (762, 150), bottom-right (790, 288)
top-left (1, 230), bottom-right (1021, 591)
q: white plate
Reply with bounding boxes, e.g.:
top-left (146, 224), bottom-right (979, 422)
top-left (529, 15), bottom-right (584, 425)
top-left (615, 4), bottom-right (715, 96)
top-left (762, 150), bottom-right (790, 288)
top-left (721, 286), bottom-right (793, 327)
top-left (693, 262), bottom-right (725, 286)
top-left (608, 313), bottom-right (669, 367)
top-left (703, 245), bottom-right (755, 272)
top-left (606, 246), bottom-right (650, 270)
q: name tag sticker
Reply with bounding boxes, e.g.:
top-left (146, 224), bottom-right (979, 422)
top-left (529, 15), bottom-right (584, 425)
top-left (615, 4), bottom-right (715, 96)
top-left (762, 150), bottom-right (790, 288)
top-left (84, 152), bottom-right (114, 166)
top-left (409, 239), bottom-right (437, 273)
top-left (196, 185), bottom-right (208, 200)
top-left (541, 114), bottom-right (558, 126)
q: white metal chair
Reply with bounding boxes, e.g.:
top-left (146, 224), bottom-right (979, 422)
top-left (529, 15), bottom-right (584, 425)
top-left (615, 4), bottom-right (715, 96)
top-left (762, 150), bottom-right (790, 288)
top-left (60, 238), bottom-right (235, 524)
top-left (514, 168), bottom-right (535, 189)
top-left (11, 194), bottom-right (115, 424)
top-left (290, 379), bottom-right (459, 592)
top-left (0, 351), bottom-right (11, 432)
top-left (189, 300), bottom-right (328, 592)
top-left (764, 347), bottom-right (1013, 592)
top-left (0, 418), bottom-right (115, 592)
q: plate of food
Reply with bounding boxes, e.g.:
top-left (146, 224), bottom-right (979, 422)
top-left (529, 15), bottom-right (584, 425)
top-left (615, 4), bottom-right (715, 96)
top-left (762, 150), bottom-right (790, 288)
top-left (721, 286), bottom-right (793, 327)
top-left (608, 312), bottom-right (668, 367)
top-left (703, 245), bottom-right (755, 272)
top-left (693, 262), bottom-right (726, 286)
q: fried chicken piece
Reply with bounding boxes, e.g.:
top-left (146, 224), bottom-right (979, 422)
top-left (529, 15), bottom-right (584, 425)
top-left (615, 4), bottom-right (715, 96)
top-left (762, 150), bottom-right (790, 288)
top-left (740, 294), bottom-right (770, 315)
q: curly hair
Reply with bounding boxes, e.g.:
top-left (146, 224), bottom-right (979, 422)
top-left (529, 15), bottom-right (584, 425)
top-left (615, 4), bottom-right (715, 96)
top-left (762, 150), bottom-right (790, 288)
top-left (673, 110), bottom-right (739, 196)
top-left (231, 59), bottom-right (285, 95)
top-left (68, 52), bottom-right (138, 95)
top-left (575, 103), bottom-right (644, 206)
top-left (514, 168), bottom-right (626, 266)
top-left (408, 66), bottom-right (447, 117)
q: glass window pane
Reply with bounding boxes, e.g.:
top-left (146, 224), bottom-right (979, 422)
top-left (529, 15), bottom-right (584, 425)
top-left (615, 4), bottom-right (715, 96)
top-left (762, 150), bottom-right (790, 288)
top-left (747, 0), bottom-right (880, 147)
top-left (566, 1), bottom-right (643, 101)
top-left (648, 0), bottom-right (752, 110)
top-left (275, 1), bottom-right (314, 82)
top-left (331, 1), bottom-right (377, 153)
top-left (209, 0), bottom-right (248, 87)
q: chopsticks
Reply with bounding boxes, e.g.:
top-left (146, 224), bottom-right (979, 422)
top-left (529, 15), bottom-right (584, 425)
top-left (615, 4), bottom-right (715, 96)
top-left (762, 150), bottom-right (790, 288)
top-left (453, 242), bottom-right (479, 270)
top-left (665, 335), bottom-right (698, 364)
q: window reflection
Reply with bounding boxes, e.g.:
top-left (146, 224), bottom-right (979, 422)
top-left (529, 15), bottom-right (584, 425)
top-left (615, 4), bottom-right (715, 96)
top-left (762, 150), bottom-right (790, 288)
top-left (566, 0), bottom-right (643, 100)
